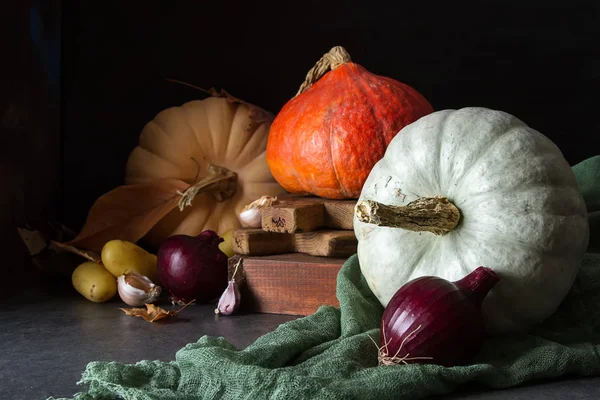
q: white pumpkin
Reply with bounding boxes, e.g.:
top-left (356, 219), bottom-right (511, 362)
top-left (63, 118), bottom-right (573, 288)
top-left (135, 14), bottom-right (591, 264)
top-left (126, 95), bottom-right (287, 246)
top-left (354, 107), bottom-right (589, 335)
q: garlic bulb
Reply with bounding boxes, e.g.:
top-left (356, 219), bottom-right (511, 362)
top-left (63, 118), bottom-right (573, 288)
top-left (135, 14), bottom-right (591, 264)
top-left (239, 195), bottom-right (279, 228)
top-left (117, 270), bottom-right (162, 306)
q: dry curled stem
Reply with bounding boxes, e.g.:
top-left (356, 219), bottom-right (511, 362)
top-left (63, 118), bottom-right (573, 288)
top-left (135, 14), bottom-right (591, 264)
top-left (296, 46), bottom-right (352, 96)
top-left (177, 165), bottom-right (238, 210)
top-left (355, 196), bottom-right (460, 235)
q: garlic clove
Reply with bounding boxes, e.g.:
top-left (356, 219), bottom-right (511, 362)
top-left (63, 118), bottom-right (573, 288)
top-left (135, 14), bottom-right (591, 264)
top-left (117, 270), bottom-right (162, 306)
top-left (215, 258), bottom-right (243, 315)
top-left (239, 208), bottom-right (262, 228)
top-left (215, 279), bottom-right (241, 315)
top-left (239, 195), bottom-right (279, 228)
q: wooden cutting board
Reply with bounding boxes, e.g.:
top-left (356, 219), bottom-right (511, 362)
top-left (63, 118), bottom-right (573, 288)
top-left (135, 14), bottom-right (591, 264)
top-left (228, 254), bottom-right (345, 315)
top-left (261, 196), bottom-right (357, 233)
top-left (232, 228), bottom-right (357, 257)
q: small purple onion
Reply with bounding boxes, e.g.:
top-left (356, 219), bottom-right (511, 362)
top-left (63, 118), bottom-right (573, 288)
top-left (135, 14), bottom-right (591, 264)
top-left (157, 230), bottom-right (228, 304)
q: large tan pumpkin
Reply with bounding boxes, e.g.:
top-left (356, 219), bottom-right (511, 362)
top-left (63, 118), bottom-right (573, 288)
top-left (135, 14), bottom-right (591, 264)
top-left (125, 95), bottom-right (287, 246)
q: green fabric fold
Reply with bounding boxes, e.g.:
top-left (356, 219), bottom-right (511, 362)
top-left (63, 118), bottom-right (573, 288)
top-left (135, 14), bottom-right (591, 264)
top-left (52, 157), bottom-right (600, 400)
top-left (574, 155), bottom-right (600, 252)
top-left (574, 155), bottom-right (600, 213)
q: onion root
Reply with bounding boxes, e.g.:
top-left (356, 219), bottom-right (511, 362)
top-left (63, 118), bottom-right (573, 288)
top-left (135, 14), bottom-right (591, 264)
top-left (371, 325), bottom-right (434, 366)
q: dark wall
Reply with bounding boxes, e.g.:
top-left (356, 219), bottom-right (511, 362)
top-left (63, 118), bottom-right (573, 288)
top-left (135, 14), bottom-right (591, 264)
top-left (1, 0), bottom-right (62, 295)
top-left (61, 1), bottom-right (600, 229)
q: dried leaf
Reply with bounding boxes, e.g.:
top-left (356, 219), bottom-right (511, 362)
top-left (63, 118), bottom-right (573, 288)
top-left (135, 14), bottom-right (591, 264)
top-left (65, 179), bottom-right (190, 252)
top-left (16, 226), bottom-right (85, 277)
top-left (18, 222), bottom-right (77, 255)
top-left (50, 241), bottom-right (102, 263)
top-left (17, 227), bottom-right (48, 256)
top-left (119, 300), bottom-right (195, 323)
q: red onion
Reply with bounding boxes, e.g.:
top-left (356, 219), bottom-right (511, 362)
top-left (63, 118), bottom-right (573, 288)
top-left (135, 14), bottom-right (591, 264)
top-left (157, 230), bottom-right (228, 304)
top-left (379, 266), bottom-right (500, 367)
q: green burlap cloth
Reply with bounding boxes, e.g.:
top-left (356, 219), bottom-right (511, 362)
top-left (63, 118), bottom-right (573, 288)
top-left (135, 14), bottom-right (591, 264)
top-left (55, 156), bottom-right (600, 400)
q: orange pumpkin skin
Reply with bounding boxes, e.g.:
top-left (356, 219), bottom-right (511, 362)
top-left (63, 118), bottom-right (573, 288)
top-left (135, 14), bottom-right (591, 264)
top-left (266, 62), bottom-right (434, 199)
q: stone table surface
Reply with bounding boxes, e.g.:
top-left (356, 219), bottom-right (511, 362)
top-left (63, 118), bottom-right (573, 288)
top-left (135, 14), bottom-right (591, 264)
top-left (1, 281), bottom-right (599, 400)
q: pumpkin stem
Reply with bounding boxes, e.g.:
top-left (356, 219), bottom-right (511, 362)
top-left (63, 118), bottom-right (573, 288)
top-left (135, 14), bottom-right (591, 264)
top-left (355, 197), bottom-right (461, 235)
top-left (177, 165), bottom-right (238, 210)
top-left (296, 46), bottom-right (352, 96)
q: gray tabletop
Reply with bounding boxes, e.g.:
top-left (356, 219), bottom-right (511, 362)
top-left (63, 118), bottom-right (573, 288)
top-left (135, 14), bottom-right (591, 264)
top-left (1, 283), bottom-right (599, 400)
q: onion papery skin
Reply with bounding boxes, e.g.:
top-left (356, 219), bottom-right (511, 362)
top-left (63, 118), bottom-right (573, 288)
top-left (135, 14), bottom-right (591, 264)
top-left (380, 266), bottom-right (499, 367)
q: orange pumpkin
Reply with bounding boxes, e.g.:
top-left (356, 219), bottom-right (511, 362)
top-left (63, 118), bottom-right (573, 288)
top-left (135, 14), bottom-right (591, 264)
top-left (266, 46), bottom-right (434, 199)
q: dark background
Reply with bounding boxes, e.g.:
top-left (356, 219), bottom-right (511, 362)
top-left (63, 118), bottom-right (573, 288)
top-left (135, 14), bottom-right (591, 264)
top-left (2, 0), bottom-right (62, 295)
top-left (59, 1), bottom-right (600, 230)
top-left (2, 1), bottom-right (599, 292)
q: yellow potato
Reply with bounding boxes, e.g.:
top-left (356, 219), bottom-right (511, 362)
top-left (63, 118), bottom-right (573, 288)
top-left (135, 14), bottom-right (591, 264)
top-left (218, 230), bottom-right (235, 258)
top-left (101, 240), bottom-right (159, 283)
top-left (72, 261), bottom-right (117, 302)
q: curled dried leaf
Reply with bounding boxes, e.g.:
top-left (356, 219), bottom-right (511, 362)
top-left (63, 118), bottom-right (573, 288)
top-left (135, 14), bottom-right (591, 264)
top-left (16, 225), bottom-right (93, 277)
top-left (65, 179), bottom-right (190, 252)
top-left (119, 299), bottom-right (195, 323)
top-left (50, 241), bottom-right (102, 264)
top-left (17, 227), bottom-right (48, 256)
